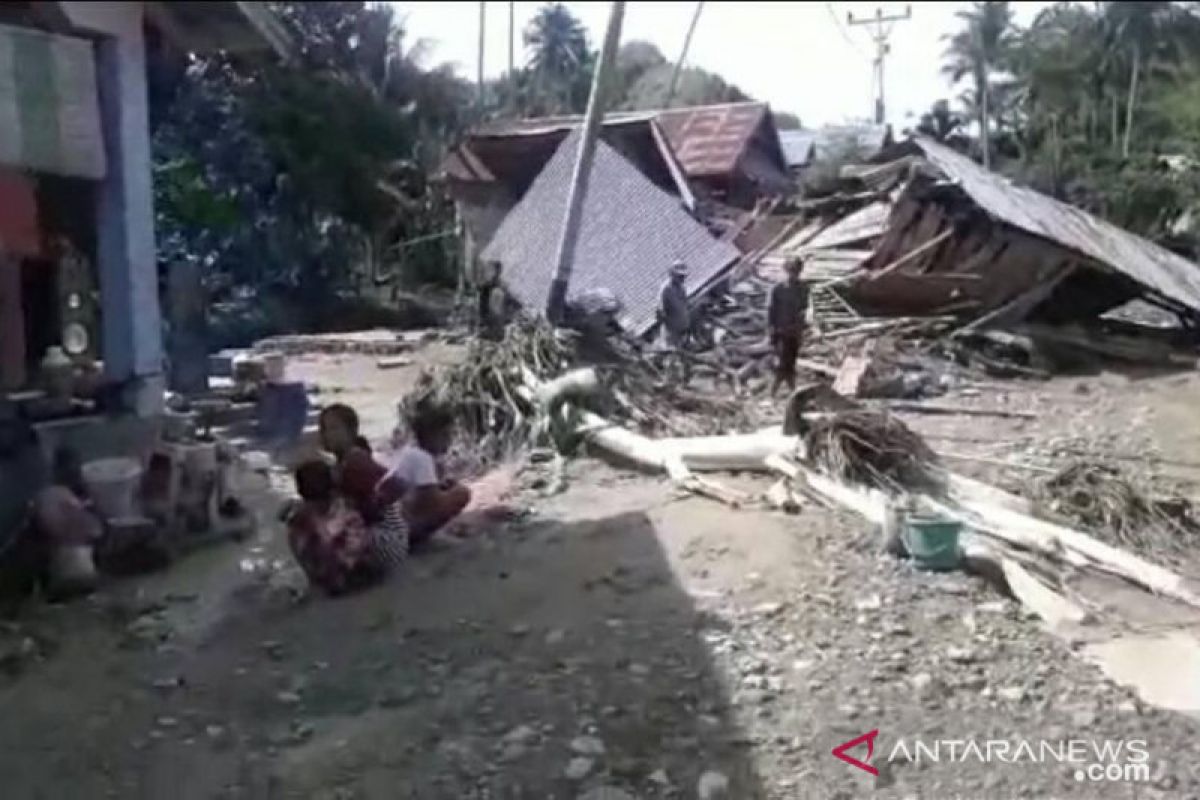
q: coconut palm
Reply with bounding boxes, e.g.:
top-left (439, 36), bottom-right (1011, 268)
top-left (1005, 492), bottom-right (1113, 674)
top-left (524, 3), bottom-right (591, 113)
top-left (1103, 1), bottom-right (1195, 157)
top-left (942, 1), bottom-right (1016, 168)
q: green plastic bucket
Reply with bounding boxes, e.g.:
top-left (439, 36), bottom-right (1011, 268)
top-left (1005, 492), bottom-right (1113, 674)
top-left (902, 515), bottom-right (963, 571)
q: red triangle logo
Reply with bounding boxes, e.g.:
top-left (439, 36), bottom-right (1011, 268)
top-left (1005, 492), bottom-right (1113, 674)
top-left (832, 729), bottom-right (880, 776)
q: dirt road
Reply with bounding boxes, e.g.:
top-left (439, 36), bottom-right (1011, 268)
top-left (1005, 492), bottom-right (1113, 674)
top-left (2, 353), bottom-right (1199, 799)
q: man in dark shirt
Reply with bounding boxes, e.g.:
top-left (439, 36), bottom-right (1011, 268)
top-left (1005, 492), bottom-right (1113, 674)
top-left (767, 258), bottom-right (810, 396)
top-left (659, 260), bottom-right (692, 383)
top-left (478, 261), bottom-right (506, 340)
top-left (659, 260), bottom-right (691, 347)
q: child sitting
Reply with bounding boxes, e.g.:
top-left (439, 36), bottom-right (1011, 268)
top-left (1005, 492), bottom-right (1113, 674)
top-left (391, 403), bottom-right (472, 548)
top-left (286, 460), bottom-right (383, 596)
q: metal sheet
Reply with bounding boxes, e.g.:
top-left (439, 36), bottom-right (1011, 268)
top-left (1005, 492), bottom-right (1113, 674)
top-left (800, 201), bottom-right (891, 250)
top-left (914, 137), bottom-right (1200, 313)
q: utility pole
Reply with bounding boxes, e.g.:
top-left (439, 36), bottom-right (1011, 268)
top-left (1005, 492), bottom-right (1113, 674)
top-left (847, 4), bottom-right (911, 125)
top-left (477, 1), bottom-right (487, 112)
top-left (546, 1), bottom-right (625, 324)
top-left (508, 0), bottom-right (515, 76)
top-left (664, 1), bottom-right (704, 109)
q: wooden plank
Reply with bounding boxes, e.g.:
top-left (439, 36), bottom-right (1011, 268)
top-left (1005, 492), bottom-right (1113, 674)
top-left (882, 401), bottom-right (1037, 419)
top-left (861, 229), bottom-right (954, 284)
top-left (945, 475), bottom-right (1200, 611)
top-left (1002, 559), bottom-right (1093, 627)
top-left (955, 261), bottom-right (1078, 335)
top-left (764, 454), bottom-right (888, 525)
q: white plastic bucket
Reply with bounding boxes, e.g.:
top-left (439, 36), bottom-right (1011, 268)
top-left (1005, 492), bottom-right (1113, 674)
top-left (82, 457), bottom-right (143, 519)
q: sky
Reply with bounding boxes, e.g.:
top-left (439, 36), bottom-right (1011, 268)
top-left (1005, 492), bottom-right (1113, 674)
top-left (397, 1), bottom-right (1052, 128)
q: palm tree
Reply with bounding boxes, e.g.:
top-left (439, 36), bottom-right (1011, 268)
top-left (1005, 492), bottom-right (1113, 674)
top-left (942, 1), bottom-right (1016, 168)
top-left (524, 3), bottom-right (591, 113)
top-left (915, 99), bottom-right (963, 141)
top-left (1103, 1), bottom-right (1191, 157)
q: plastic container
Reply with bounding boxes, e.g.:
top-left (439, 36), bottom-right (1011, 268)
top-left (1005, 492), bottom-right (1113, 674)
top-left (902, 514), bottom-right (963, 571)
top-left (82, 457), bottom-right (143, 520)
top-left (41, 346), bottom-right (74, 400)
top-left (49, 545), bottom-right (98, 596)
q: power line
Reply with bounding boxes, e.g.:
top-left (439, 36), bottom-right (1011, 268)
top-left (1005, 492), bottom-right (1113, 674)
top-left (824, 3), bottom-right (866, 59)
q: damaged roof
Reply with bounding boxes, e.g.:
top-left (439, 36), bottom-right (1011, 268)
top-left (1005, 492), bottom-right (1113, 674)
top-left (439, 115), bottom-right (693, 207)
top-left (913, 138), bottom-right (1200, 313)
top-left (481, 130), bottom-right (740, 335)
top-left (463, 102), bottom-right (787, 184)
top-left (654, 102), bottom-right (782, 179)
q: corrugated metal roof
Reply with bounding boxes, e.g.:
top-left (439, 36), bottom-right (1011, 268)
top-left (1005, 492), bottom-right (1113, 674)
top-left (654, 102), bottom-right (773, 178)
top-left (913, 137), bottom-right (1200, 313)
top-left (800, 201), bottom-right (891, 251)
top-left (469, 102), bottom-right (786, 183)
top-left (779, 131), bottom-right (817, 168)
top-left (473, 112), bottom-right (657, 138)
top-left (481, 130), bottom-right (741, 335)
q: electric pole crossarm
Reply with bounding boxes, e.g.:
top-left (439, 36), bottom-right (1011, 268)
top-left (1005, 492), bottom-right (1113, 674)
top-left (846, 4), bottom-right (911, 124)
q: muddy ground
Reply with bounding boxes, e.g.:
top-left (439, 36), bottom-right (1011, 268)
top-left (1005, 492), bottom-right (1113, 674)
top-left (2, 346), bottom-right (1200, 800)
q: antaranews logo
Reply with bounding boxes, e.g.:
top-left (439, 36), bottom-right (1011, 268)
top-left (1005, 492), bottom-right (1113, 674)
top-left (832, 729), bottom-right (880, 776)
top-left (832, 730), bottom-right (1152, 784)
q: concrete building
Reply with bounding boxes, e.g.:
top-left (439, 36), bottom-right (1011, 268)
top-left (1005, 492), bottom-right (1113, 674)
top-left (0, 2), bottom-right (285, 416)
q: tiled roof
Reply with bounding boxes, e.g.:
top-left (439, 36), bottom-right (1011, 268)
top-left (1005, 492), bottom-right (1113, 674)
top-left (481, 130), bottom-right (741, 335)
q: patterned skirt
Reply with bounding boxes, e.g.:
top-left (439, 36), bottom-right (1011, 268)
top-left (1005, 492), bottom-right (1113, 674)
top-left (369, 501), bottom-right (410, 570)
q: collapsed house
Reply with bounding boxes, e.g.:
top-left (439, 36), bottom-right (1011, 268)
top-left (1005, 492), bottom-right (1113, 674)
top-left (438, 101), bottom-right (792, 335)
top-left (439, 101), bottom-right (790, 276)
top-left (761, 137), bottom-right (1200, 332)
top-left (779, 124), bottom-right (895, 184)
top-left (857, 139), bottom-right (1200, 326)
top-left (480, 130), bottom-right (740, 335)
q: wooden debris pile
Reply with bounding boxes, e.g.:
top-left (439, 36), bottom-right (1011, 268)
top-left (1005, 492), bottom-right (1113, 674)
top-left (802, 410), bottom-right (945, 493)
top-left (399, 322), bottom-right (756, 464)
top-left (1031, 461), bottom-right (1200, 561)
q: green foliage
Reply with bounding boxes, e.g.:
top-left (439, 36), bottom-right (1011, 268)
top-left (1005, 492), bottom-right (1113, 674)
top-left (153, 1), bottom-right (470, 344)
top-left (522, 2), bottom-right (593, 114)
top-left (620, 63), bottom-right (749, 111)
top-left (485, 19), bottom-right (753, 121)
top-left (774, 112), bottom-right (802, 131)
top-left (941, 0), bottom-right (1200, 245)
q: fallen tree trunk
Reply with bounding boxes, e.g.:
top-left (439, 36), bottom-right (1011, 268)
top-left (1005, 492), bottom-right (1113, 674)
top-left (545, 367), bottom-right (1200, 612)
top-left (945, 474), bottom-right (1200, 611)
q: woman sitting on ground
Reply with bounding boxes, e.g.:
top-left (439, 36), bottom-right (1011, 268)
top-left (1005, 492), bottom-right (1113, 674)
top-left (317, 404), bottom-right (409, 568)
top-left (391, 403), bottom-right (472, 549)
top-left (286, 460), bottom-right (382, 596)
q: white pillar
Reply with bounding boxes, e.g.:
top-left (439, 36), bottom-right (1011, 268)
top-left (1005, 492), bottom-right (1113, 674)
top-left (92, 15), bottom-right (164, 416)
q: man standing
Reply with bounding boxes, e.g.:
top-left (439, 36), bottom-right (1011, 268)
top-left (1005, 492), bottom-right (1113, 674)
top-left (659, 260), bottom-right (692, 382)
top-left (477, 261), bottom-right (506, 340)
top-left (767, 257), bottom-right (810, 396)
top-left (659, 260), bottom-right (691, 348)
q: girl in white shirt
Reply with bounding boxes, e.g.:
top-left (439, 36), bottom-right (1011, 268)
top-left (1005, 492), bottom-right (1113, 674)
top-left (391, 404), bottom-right (471, 548)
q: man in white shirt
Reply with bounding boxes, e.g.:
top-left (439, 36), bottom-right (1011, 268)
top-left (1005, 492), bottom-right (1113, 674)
top-left (390, 404), bottom-right (471, 547)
